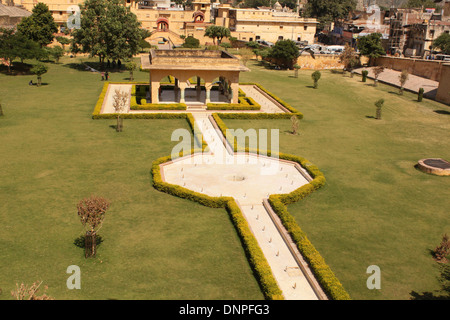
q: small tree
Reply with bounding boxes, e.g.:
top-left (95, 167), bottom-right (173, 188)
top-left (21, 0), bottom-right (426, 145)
top-left (125, 60), bottom-right (137, 81)
top-left (339, 44), bottom-right (359, 76)
top-left (268, 39), bottom-right (299, 69)
top-left (30, 63), bottom-right (48, 87)
top-left (204, 26), bottom-right (230, 45)
top-left (182, 35), bottom-right (200, 48)
top-left (398, 70), bottom-right (409, 95)
top-left (362, 70), bottom-right (369, 82)
top-left (311, 70), bottom-right (321, 89)
top-left (11, 281), bottom-right (54, 300)
top-left (48, 46), bottom-right (64, 63)
top-left (56, 36), bottom-right (71, 51)
top-left (375, 98), bottom-right (384, 120)
top-left (357, 33), bottom-right (386, 66)
top-left (77, 196), bottom-right (110, 258)
top-left (112, 89), bottom-right (129, 132)
top-left (418, 88), bottom-right (424, 102)
top-left (372, 66), bottom-right (384, 87)
top-left (0, 103), bottom-right (3, 117)
top-left (434, 234), bottom-right (450, 263)
top-left (291, 115), bottom-right (299, 135)
top-left (293, 64), bottom-right (301, 78)
top-left (238, 48), bottom-right (253, 66)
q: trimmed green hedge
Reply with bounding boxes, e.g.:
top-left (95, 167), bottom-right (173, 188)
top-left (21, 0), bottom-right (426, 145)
top-left (91, 81), bottom-right (350, 300)
top-left (213, 112), bottom-right (351, 300)
top-left (239, 82), bottom-right (303, 117)
top-left (186, 113), bottom-right (209, 152)
top-left (151, 153), bottom-right (283, 300)
top-left (207, 96), bottom-right (261, 111)
top-left (93, 113), bottom-right (188, 120)
top-left (130, 96), bottom-right (187, 110)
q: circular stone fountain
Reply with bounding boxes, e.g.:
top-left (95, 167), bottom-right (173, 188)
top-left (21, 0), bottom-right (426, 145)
top-left (417, 158), bottom-right (450, 176)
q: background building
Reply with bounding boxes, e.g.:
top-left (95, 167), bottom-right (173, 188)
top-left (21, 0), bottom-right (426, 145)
top-left (0, 0), bottom-right (31, 29)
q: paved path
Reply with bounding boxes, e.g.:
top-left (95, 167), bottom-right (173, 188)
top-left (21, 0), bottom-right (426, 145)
top-left (353, 67), bottom-right (439, 98)
top-left (101, 84), bottom-right (132, 114)
top-left (101, 83), bottom-right (326, 299)
top-left (161, 113), bottom-right (324, 300)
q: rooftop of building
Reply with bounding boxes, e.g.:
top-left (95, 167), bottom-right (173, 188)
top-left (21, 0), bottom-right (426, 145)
top-left (0, 3), bottom-right (31, 17)
top-left (141, 49), bottom-right (250, 71)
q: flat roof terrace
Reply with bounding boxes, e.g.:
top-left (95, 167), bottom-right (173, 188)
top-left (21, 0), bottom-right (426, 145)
top-left (141, 49), bottom-right (250, 71)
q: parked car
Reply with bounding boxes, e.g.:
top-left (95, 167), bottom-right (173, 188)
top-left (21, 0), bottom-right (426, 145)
top-left (256, 39), bottom-right (274, 47)
top-left (435, 54), bottom-right (450, 61)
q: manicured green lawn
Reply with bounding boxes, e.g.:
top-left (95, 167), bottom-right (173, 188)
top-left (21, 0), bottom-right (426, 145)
top-left (1, 56), bottom-right (449, 300)
top-left (0, 57), bottom-right (263, 300)
top-left (227, 61), bottom-right (450, 300)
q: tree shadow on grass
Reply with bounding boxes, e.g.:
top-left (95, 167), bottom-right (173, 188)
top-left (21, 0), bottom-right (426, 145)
top-left (63, 61), bottom-right (123, 73)
top-left (434, 110), bottom-right (450, 115)
top-left (410, 263), bottom-right (450, 300)
top-left (0, 62), bottom-right (34, 76)
top-left (73, 234), bottom-right (104, 249)
top-left (365, 115), bottom-right (376, 119)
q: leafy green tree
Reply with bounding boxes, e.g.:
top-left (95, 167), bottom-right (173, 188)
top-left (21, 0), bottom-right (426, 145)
top-left (361, 70), bottom-right (369, 82)
top-left (268, 39), bottom-right (299, 69)
top-left (304, 0), bottom-right (356, 29)
top-left (17, 3), bottom-right (58, 47)
top-left (418, 88), bottom-right (424, 102)
top-left (357, 33), bottom-right (386, 66)
top-left (404, 0), bottom-right (441, 10)
top-left (182, 36), bottom-right (200, 48)
top-left (375, 99), bottom-right (384, 120)
top-left (72, 0), bottom-right (142, 65)
top-left (0, 28), bottom-right (42, 72)
top-left (204, 26), bottom-right (231, 45)
top-left (47, 46), bottom-right (65, 63)
top-left (125, 59), bottom-right (137, 81)
top-left (311, 70), bottom-right (321, 89)
top-left (56, 36), bottom-right (71, 51)
top-left (241, 0), bottom-right (271, 8)
top-left (31, 63), bottom-right (48, 87)
top-left (432, 33), bottom-right (450, 55)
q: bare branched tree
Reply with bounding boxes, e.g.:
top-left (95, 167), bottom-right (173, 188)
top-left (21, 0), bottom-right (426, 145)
top-left (434, 234), bottom-right (450, 263)
top-left (372, 66), bottom-right (384, 87)
top-left (77, 196), bottom-right (110, 257)
top-left (399, 70), bottom-right (409, 95)
top-left (112, 89), bottom-right (129, 132)
top-left (11, 281), bottom-right (54, 300)
top-left (291, 115), bottom-right (299, 135)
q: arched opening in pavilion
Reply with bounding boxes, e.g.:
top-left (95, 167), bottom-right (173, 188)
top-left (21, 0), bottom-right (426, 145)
top-left (210, 76), bottom-right (233, 103)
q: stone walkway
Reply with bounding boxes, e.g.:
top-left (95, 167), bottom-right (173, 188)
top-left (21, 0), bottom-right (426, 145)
top-left (100, 83), bottom-right (326, 300)
top-left (161, 115), bottom-right (322, 299)
top-left (353, 67), bottom-right (439, 98)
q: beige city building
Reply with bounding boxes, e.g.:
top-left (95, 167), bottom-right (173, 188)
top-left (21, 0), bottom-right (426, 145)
top-left (16, 0), bottom-right (84, 31)
top-left (0, 0), bottom-right (31, 28)
top-left (436, 63), bottom-right (450, 105)
top-left (215, 3), bottom-right (317, 44)
top-left (140, 49), bottom-right (249, 104)
top-left (14, 0), bottom-right (318, 45)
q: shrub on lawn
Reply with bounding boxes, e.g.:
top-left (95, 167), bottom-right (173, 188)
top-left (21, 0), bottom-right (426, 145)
top-left (362, 70), bottom-right (368, 82)
top-left (311, 71), bottom-right (321, 89)
top-left (418, 88), bottom-right (424, 102)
